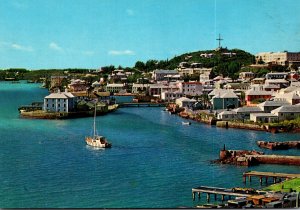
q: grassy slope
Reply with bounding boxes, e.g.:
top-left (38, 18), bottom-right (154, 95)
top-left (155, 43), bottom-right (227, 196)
top-left (263, 178), bottom-right (300, 192)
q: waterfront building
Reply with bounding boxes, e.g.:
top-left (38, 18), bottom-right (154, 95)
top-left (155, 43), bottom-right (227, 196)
top-left (175, 97), bottom-right (196, 108)
top-left (152, 69), bottom-right (179, 81)
top-left (250, 113), bottom-right (278, 123)
top-left (148, 83), bottom-right (179, 98)
top-left (257, 101), bottom-right (290, 113)
top-left (131, 83), bottom-right (150, 94)
top-left (106, 83), bottom-right (125, 93)
top-left (44, 90), bottom-right (76, 112)
top-left (217, 110), bottom-right (237, 120)
top-left (271, 105), bottom-right (300, 121)
top-left (255, 51), bottom-right (300, 66)
top-left (210, 90), bottom-right (239, 110)
top-left (161, 91), bottom-right (183, 102)
top-left (233, 106), bottom-right (264, 120)
top-left (178, 82), bottom-right (203, 96)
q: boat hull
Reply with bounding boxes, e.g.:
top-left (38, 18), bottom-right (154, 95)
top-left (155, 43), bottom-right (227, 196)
top-left (85, 136), bottom-right (112, 148)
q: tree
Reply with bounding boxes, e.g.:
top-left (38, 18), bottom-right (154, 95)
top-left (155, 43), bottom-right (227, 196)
top-left (145, 60), bottom-right (158, 72)
top-left (134, 61), bottom-right (146, 71)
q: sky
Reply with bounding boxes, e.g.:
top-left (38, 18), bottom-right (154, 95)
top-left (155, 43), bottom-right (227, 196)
top-left (0, 0), bottom-right (299, 69)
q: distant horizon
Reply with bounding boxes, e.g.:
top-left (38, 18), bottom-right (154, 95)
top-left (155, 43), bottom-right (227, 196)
top-left (0, 0), bottom-right (299, 69)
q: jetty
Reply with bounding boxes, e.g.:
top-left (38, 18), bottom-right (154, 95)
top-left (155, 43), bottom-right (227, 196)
top-left (257, 140), bottom-right (300, 150)
top-left (243, 171), bottom-right (300, 185)
top-left (192, 186), bottom-right (252, 202)
top-left (118, 102), bottom-right (166, 107)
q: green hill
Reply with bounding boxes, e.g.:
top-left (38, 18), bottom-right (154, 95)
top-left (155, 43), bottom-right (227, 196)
top-left (134, 48), bottom-right (256, 79)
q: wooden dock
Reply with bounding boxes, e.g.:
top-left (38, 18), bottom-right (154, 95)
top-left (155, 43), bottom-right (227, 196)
top-left (192, 186), bottom-right (251, 202)
top-left (243, 171), bottom-right (300, 185)
top-left (118, 102), bottom-right (166, 107)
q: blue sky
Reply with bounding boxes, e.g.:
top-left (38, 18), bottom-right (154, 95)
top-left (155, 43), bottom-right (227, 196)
top-left (0, 0), bottom-right (299, 69)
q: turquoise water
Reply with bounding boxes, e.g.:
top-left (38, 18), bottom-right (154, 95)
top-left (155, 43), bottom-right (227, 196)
top-left (0, 81), bottom-right (300, 208)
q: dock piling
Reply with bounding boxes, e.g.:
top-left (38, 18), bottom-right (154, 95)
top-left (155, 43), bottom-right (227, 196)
top-left (206, 193), bottom-right (210, 202)
top-left (192, 192), bottom-right (195, 201)
top-left (198, 192), bottom-right (201, 200)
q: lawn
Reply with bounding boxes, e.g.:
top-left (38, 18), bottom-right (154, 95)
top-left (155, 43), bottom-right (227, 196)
top-left (263, 178), bottom-right (300, 192)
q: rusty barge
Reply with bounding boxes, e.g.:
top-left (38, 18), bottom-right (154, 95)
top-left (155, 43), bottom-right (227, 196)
top-left (257, 140), bottom-right (300, 150)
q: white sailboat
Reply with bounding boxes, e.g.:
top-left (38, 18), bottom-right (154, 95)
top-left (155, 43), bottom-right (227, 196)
top-left (85, 103), bottom-right (112, 148)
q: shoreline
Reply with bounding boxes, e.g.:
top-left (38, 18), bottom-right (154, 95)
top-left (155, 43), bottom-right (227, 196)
top-left (20, 104), bottom-right (118, 120)
top-left (176, 109), bottom-right (299, 133)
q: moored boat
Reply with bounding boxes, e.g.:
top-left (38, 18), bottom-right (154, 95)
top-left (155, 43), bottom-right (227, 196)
top-left (85, 103), bottom-right (112, 148)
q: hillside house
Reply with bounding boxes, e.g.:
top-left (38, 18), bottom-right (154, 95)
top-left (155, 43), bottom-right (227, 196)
top-left (245, 89), bottom-right (273, 106)
top-left (152, 69), bottom-right (179, 81)
top-left (178, 82), bottom-right (203, 96)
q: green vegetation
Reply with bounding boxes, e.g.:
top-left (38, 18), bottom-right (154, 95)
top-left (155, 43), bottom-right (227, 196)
top-left (1, 47), bottom-right (286, 84)
top-left (133, 48), bottom-right (255, 79)
top-left (263, 178), bottom-right (300, 192)
top-left (268, 117), bottom-right (300, 131)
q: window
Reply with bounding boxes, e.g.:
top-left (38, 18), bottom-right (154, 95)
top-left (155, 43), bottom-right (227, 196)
top-left (58, 104), bottom-right (60, 107)
top-left (52, 104), bottom-right (54, 107)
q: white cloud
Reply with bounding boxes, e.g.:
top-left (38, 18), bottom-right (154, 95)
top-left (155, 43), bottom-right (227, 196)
top-left (82, 50), bottom-right (95, 56)
top-left (49, 42), bottom-right (63, 51)
top-left (11, 43), bottom-right (33, 52)
top-left (108, 50), bottom-right (135, 56)
top-left (126, 9), bottom-right (134, 16)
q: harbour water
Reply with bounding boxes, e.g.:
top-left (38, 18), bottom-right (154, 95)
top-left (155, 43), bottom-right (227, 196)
top-left (0, 81), bottom-right (300, 208)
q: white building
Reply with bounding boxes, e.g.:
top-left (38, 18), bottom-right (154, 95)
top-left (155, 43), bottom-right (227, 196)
top-left (161, 91), bottom-right (183, 102)
top-left (255, 51), bottom-right (300, 66)
top-left (271, 105), bottom-right (300, 121)
top-left (44, 90), bottom-right (76, 112)
top-left (175, 97), bottom-right (196, 108)
top-left (131, 83), bottom-right (150, 94)
top-left (152, 69), bottom-right (179, 81)
top-left (106, 84), bottom-right (125, 93)
top-left (178, 82), bottom-right (203, 96)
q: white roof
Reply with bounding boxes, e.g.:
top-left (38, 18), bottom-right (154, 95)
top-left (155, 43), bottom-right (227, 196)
top-left (250, 113), bottom-right (277, 117)
top-left (106, 83), bottom-right (124, 87)
top-left (176, 97), bottom-right (196, 102)
top-left (45, 91), bottom-right (75, 99)
top-left (271, 105), bottom-right (300, 113)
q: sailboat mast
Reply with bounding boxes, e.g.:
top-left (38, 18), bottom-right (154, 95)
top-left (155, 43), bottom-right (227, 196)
top-left (93, 103), bottom-right (96, 138)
